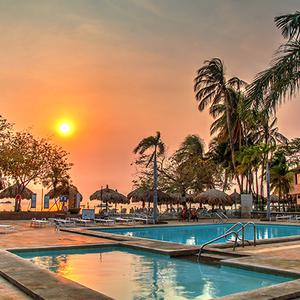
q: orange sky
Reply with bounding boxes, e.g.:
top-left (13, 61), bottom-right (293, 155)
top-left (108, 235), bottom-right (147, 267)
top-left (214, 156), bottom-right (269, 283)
top-left (1, 0), bottom-right (300, 201)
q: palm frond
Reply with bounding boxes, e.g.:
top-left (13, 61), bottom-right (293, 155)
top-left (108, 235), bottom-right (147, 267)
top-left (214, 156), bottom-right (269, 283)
top-left (133, 136), bottom-right (156, 154)
top-left (247, 41), bottom-right (300, 111)
top-left (275, 11), bottom-right (300, 40)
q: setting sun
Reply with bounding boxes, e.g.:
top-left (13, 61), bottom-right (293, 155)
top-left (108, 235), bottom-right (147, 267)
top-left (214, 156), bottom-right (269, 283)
top-left (57, 121), bottom-right (74, 136)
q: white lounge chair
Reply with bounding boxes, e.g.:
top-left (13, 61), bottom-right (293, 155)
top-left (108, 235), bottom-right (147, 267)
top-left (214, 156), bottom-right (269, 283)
top-left (114, 217), bottom-right (135, 224)
top-left (276, 215), bottom-right (292, 221)
top-left (70, 218), bottom-right (94, 226)
top-left (0, 224), bottom-right (15, 233)
top-left (30, 218), bottom-right (50, 228)
top-left (94, 218), bottom-right (115, 225)
top-left (53, 218), bottom-right (76, 228)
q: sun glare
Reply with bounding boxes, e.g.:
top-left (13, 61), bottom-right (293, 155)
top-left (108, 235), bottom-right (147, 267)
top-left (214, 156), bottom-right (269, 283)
top-left (57, 121), bottom-right (74, 136)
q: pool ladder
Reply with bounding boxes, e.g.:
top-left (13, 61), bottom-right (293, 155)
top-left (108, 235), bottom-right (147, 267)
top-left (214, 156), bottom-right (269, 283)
top-left (225, 222), bottom-right (256, 247)
top-left (198, 222), bottom-right (256, 258)
top-left (214, 212), bottom-right (229, 224)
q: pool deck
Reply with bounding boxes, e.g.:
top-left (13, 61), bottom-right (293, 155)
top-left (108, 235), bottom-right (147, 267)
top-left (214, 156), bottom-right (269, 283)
top-left (2, 219), bottom-right (300, 299)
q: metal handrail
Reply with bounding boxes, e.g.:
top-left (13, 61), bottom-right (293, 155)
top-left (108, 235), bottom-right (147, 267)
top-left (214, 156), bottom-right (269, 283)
top-left (214, 212), bottom-right (228, 224)
top-left (238, 222), bottom-right (256, 247)
top-left (198, 231), bottom-right (239, 258)
top-left (225, 222), bottom-right (243, 234)
top-left (213, 212), bottom-right (222, 224)
top-left (219, 211), bottom-right (229, 221)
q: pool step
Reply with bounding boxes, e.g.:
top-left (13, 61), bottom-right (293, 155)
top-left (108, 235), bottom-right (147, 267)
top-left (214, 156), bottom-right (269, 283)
top-left (195, 248), bottom-right (247, 264)
top-left (175, 249), bottom-right (245, 265)
top-left (198, 253), bottom-right (231, 264)
top-left (201, 248), bottom-right (246, 258)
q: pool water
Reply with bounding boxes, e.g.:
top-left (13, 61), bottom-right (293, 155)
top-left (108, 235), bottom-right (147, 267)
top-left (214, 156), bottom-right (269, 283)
top-left (95, 223), bottom-right (300, 245)
top-left (14, 246), bottom-right (293, 300)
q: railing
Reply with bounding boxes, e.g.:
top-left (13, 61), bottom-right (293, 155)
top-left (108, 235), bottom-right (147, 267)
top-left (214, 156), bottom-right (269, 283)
top-left (236, 222), bottom-right (256, 247)
top-left (198, 231), bottom-right (239, 258)
top-left (226, 222), bottom-right (257, 247)
top-left (214, 211), bottom-right (229, 224)
top-left (198, 222), bottom-right (257, 259)
top-left (225, 222), bottom-right (243, 234)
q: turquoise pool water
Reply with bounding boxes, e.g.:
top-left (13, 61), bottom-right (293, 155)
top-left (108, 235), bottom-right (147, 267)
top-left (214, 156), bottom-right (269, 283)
top-left (14, 246), bottom-right (293, 300)
top-left (93, 223), bottom-right (300, 245)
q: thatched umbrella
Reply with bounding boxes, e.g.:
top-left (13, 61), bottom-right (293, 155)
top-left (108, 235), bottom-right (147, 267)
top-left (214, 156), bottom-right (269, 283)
top-left (0, 183), bottom-right (34, 212)
top-left (127, 187), bottom-right (172, 208)
top-left (0, 183), bottom-right (34, 200)
top-left (45, 184), bottom-right (82, 212)
top-left (192, 193), bottom-right (206, 204)
top-left (270, 194), bottom-right (279, 203)
top-left (46, 184), bottom-right (82, 200)
top-left (230, 191), bottom-right (241, 204)
top-left (90, 186), bottom-right (129, 210)
top-left (170, 194), bottom-right (194, 204)
top-left (0, 178), bottom-right (6, 191)
top-left (230, 190), bottom-right (240, 209)
top-left (196, 189), bottom-right (230, 209)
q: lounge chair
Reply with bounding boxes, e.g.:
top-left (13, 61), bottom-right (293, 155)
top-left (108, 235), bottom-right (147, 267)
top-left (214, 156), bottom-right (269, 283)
top-left (132, 213), bottom-right (153, 224)
top-left (53, 218), bottom-right (76, 228)
top-left (0, 224), bottom-right (15, 233)
top-left (290, 215), bottom-right (300, 221)
top-left (275, 215), bottom-right (292, 221)
top-left (30, 218), bottom-right (50, 228)
top-left (114, 217), bottom-right (135, 224)
top-left (70, 218), bottom-right (94, 226)
top-left (94, 218), bottom-right (115, 225)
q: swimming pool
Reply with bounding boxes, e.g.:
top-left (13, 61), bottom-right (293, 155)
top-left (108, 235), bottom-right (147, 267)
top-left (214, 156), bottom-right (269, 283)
top-left (13, 246), bottom-right (293, 300)
top-left (93, 223), bottom-right (300, 245)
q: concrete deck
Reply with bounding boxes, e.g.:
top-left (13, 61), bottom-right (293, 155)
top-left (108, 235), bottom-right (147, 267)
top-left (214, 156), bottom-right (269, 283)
top-left (236, 239), bottom-right (300, 260)
top-left (0, 275), bottom-right (31, 300)
top-left (0, 220), bottom-right (115, 249)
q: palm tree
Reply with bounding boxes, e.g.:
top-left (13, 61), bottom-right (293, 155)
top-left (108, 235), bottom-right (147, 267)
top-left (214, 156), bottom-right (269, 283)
top-left (174, 134), bottom-right (204, 162)
top-left (250, 111), bottom-right (288, 199)
top-left (248, 11), bottom-right (300, 111)
top-left (194, 58), bottom-right (246, 190)
top-left (270, 151), bottom-right (294, 211)
top-left (208, 137), bottom-right (233, 191)
top-left (133, 132), bottom-right (165, 223)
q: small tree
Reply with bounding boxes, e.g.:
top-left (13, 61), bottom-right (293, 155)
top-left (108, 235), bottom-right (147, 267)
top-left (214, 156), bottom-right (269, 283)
top-left (42, 144), bottom-right (73, 192)
top-left (0, 131), bottom-right (72, 211)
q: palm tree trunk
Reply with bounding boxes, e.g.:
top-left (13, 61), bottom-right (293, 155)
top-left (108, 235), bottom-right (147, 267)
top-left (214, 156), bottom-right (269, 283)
top-left (241, 175), bottom-right (244, 193)
top-left (153, 150), bottom-right (158, 223)
top-left (255, 169), bottom-right (259, 209)
top-left (225, 99), bottom-right (242, 191)
top-left (260, 156), bottom-right (266, 206)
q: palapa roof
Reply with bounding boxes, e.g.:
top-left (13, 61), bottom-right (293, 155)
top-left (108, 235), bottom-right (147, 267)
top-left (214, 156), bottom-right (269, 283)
top-left (46, 184), bottom-right (83, 201)
top-left (192, 193), bottom-right (206, 204)
top-left (90, 187), bottom-right (129, 204)
top-left (0, 179), bottom-right (5, 191)
top-left (195, 189), bottom-right (232, 206)
top-left (169, 193), bottom-right (194, 204)
top-left (0, 183), bottom-right (34, 200)
top-left (230, 191), bottom-right (241, 204)
top-left (270, 194), bottom-right (280, 202)
top-left (127, 187), bottom-right (172, 204)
